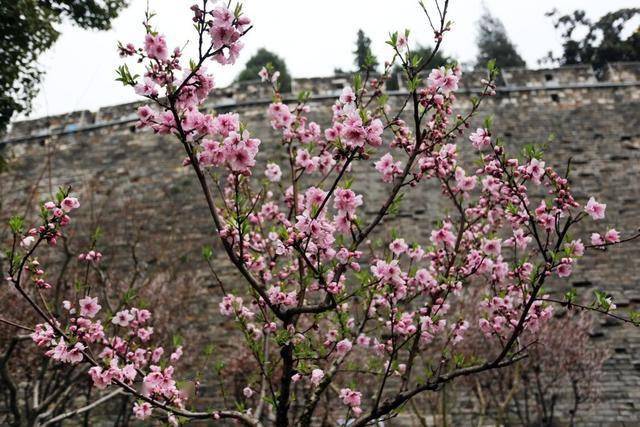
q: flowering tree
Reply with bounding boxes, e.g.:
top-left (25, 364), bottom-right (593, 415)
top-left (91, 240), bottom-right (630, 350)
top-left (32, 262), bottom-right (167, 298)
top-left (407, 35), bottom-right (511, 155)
top-left (0, 181), bottom-right (219, 425)
top-left (3, 0), bottom-right (640, 426)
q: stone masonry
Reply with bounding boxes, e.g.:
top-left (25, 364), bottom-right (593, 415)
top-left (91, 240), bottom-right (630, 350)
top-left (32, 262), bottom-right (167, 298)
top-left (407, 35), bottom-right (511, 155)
top-left (1, 63), bottom-right (640, 425)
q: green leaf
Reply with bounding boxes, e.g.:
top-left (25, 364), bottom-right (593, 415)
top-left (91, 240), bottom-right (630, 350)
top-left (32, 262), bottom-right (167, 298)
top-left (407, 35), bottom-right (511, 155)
top-left (353, 74), bottom-right (362, 93)
top-left (92, 226), bottom-right (103, 243)
top-left (407, 76), bottom-right (421, 93)
top-left (172, 334), bottom-right (183, 347)
top-left (593, 289), bottom-right (614, 311)
top-left (565, 288), bottom-right (577, 304)
top-left (387, 31), bottom-right (398, 47)
top-left (8, 215), bottom-right (24, 234)
top-left (203, 343), bottom-right (215, 357)
top-left (483, 115), bottom-right (494, 130)
top-left (115, 64), bottom-right (139, 86)
top-left (388, 192), bottom-right (405, 216)
top-left (233, 3), bottom-right (243, 18)
top-left (297, 91), bottom-right (311, 103)
top-left (122, 288), bottom-right (138, 304)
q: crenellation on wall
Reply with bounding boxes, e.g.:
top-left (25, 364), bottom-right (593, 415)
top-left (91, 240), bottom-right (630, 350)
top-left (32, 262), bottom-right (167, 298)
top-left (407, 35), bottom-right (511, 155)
top-left (501, 64), bottom-right (597, 87)
top-left (604, 62), bottom-right (640, 83)
top-left (5, 63), bottom-right (639, 145)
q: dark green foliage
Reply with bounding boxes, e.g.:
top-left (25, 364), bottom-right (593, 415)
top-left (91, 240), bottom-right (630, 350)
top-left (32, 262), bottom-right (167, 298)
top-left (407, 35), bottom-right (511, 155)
top-left (475, 9), bottom-right (526, 70)
top-left (237, 48), bottom-right (292, 93)
top-left (545, 8), bottom-right (640, 77)
top-left (387, 45), bottom-right (452, 91)
top-left (0, 0), bottom-right (127, 133)
top-left (353, 29), bottom-right (378, 72)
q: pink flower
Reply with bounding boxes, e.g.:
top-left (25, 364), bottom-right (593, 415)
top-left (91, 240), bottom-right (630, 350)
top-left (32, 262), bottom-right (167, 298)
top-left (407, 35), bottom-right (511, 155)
top-left (137, 105), bottom-right (156, 127)
top-left (137, 327), bottom-right (153, 342)
top-left (375, 153), bottom-right (402, 183)
top-left (265, 163), bottom-right (282, 182)
top-left (61, 197), bottom-right (80, 212)
top-left (310, 368), bottom-right (324, 386)
top-left (122, 364), bottom-right (137, 382)
top-left (112, 310), bottom-right (135, 327)
top-left (212, 6), bottom-right (233, 25)
top-left (342, 120), bottom-right (367, 148)
top-left (151, 347), bottom-right (164, 363)
top-left (20, 236), bottom-right (35, 248)
top-left (430, 224), bottom-right (456, 248)
top-left (88, 366), bottom-right (110, 389)
top-left (268, 103), bottom-right (294, 130)
top-left (270, 71), bottom-right (280, 84)
top-left (170, 346), bottom-right (183, 363)
top-left (333, 188), bottom-right (363, 215)
top-left (389, 238), bottom-right (408, 256)
top-left (469, 128), bottom-right (491, 150)
top-left (585, 197), bottom-right (606, 220)
top-left (31, 323), bottom-right (55, 347)
top-left (144, 33), bottom-right (168, 61)
top-left (79, 296), bottom-right (101, 318)
top-left (46, 338), bottom-right (69, 362)
top-left (213, 113), bottom-right (240, 137)
top-left (135, 308), bottom-right (152, 323)
top-left (134, 77), bottom-right (159, 98)
top-left (133, 402), bottom-right (152, 420)
top-left (243, 387), bottom-right (254, 398)
top-left (339, 87), bottom-right (356, 105)
top-left (427, 67), bottom-right (459, 94)
top-left (526, 158), bottom-right (546, 184)
top-left (258, 67), bottom-right (269, 82)
top-left (604, 228), bottom-right (620, 243)
top-left (455, 167), bottom-right (477, 192)
top-left (66, 342), bottom-right (85, 364)
top-left (335, 339), bottom-right (352, 355)
top-left (339, 388), bottom-right (362, 407)
top-left (565, 239), bottom-right (585, 257)
top-left (591, 233), bottom-right (605, 246)
top-left (366, 119), bottom-right (384, 146)
top-left (397, 33), bottom-right (408, 49)
top-left (371, 259), bottom-right (404, 286)
top-left (557, 259), bottom-right (573, 278)
top-left (482, 238), bottom-right (502, 257)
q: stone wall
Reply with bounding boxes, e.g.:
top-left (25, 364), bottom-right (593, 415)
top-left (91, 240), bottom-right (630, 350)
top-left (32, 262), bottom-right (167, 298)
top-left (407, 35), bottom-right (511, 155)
top-left (1, 64), bottom-right (640, 425)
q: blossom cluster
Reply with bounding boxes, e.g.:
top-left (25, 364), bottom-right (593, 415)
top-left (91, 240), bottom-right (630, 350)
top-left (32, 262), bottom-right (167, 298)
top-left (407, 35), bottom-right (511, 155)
top-left (7, 188), bottom-right (187, 422)
top-left (124, 6), bottom-right (626, 416)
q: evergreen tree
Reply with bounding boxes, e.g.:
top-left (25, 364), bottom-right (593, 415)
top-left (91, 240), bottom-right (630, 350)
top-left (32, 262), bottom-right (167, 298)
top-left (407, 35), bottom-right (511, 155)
top-left (545, 8), bottom-right (640, 77)
top-left (353, 29), bottom-right (379, 72)
top-left (237, 48), bottom-right (292, 93)
top-left (475, 9), bottom-right (526, 69)
top-left (0, 0), bottom-right (128, 132)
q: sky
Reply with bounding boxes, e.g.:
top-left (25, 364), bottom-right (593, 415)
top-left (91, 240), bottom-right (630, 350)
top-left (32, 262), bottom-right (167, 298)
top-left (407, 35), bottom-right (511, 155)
top-left (25, 0), bottom-right (639, 120)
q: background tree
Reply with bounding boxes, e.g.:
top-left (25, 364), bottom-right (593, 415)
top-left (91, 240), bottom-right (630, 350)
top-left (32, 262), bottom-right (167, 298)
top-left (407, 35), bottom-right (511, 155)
top-left (545, 8), bottom-right (640, 77)
top-left (353, 29), bottom-right (379, 72)
top-left (0, 0), bottom-right (128, 134)
top-left (475, 8), bottom-right (526, 69)
top-left (237, 48), bottom-right (292, 93)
